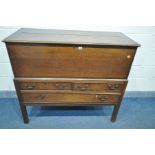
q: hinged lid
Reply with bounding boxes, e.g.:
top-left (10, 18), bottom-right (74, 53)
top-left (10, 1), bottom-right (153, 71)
top-left (3, 28), bottom-right (140, 47)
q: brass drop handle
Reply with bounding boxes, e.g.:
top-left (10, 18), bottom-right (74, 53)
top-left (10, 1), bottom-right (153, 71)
top-left (23, 84), bottom-right (36, 89)
top-left (35, 95), bottom-right (46, 100)
top-left (55, 83), bottom-right (68, 89)
top-left (108, 84), bottom-right (119, 90)
top-left (27, 85), bottom-right (35, 89)
top-left (96, 95), bottom-right (108, 101)
top-left (77, 84), bottom-right (88, 91)
top-left (55, 83), bottom-right (61, 88)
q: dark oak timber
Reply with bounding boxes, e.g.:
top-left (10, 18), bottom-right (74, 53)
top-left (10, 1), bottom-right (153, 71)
top-left (3, 28), bottom-right (140, 123)
top-left (14, 79), bottom-right (29, 123)
top-left (3, 28), bottom-right (140, 47)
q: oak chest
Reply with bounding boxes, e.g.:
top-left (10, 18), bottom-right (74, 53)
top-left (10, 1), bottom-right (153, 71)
top-left (3, 28), bottom-right (140, 123)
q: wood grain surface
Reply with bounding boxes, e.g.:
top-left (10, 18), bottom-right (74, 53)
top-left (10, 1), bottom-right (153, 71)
top-left (7, 44), bottom-right (136, 78)
top-left (3, 28), bottom-right (140, 47)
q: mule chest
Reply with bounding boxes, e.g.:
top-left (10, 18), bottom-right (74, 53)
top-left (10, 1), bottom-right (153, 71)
top-left (3, 28), bottom-right (140, 123)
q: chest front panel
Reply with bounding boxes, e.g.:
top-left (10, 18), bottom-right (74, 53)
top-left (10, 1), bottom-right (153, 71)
top-left (7, 44), bottom-right (135, 78)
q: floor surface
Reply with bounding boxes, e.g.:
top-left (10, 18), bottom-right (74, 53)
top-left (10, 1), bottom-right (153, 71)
top-left (0, 97), bottom-right (155, 129)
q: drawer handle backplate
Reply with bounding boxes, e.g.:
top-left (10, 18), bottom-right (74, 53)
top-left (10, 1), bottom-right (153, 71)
top-left (76, 84), bottom-right (89, 91)
top-left (108, 84), bottom-right (120, 90)
top-left (55, 83), bottom-right (70, 89)
top-left (34, 95), bottom-right (46, 100)
top-left (23, 84), bottom-right (36, 90)
top-left (96, 95), bottom-right (108, 101)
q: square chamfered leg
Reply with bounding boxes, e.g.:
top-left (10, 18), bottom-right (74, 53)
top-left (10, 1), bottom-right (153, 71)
top-left (111, 82), bottom-right (127, 122)
top-left (111, 104), bottom-right (121, 122)
top-left (14, 79), bottom-right (29, 124)
top-left (19, 103), bottom-right (29, 124)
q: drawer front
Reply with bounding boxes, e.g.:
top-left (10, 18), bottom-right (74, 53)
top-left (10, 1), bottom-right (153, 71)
top-left (7, 44), bottom-right (136, 78)
top-left (19, 82), bottom-right (72, 90)
top-left (15, 79), bottom-right (127, 93)
top-left (73, 81), bottom-right (127, 92)
top-left (21, 92), bottom-right (121, 104)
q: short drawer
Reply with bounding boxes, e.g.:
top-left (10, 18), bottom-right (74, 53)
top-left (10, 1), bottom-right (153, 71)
top-left (18, 82), bottom-right (72, 90)
top-left (73, 81), bottom-right (127, 92)
top-left (21, 92), bottom-right (121, 104)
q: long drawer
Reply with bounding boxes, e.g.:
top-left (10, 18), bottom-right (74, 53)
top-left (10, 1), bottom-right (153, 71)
top-left (15, 79), bottom-right (127, 93)
top-left (20, 91), bottom-right (121, 104)
top-left (7, 44), bottom-right (136, 78)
